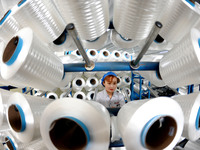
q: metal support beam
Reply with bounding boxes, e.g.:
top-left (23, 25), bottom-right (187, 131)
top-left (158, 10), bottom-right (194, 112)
top-left (148, 81), bottom-right (151, 99)
top-left (66, 23), bottom-right (94, 70)
top-left (130, 72), bottom-right (135, 101)
top-left (139, 75), bottom-right (142, 100)
top-left (130, 21), bottom-right (162, 68)
top-left (64, 61), bottom-right (159, 72)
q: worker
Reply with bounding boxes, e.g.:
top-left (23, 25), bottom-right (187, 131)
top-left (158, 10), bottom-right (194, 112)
top-left (96, 72), bottom-right (125, 108)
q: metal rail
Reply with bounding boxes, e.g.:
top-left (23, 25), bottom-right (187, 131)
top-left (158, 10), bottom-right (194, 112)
top-left (66, 23), bottom-right (95, 70)
top-left (64, 61), bottom-right (159, 72)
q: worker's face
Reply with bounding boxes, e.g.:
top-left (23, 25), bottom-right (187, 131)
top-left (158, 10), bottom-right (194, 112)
top-left (103, 77), bottom-right (117, 93)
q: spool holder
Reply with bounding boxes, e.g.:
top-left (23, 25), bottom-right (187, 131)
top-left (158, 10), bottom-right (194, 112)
top-left (64, 22), bottom-right (161, 73)
top-left (66, 23), bottom-right (95, 71)
top-left (130, 21), bottom-right (163, 69)
top-left (64, 61), bottom-right (159, 72)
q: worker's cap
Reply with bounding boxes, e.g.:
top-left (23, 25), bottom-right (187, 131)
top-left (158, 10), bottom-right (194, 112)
top-left (101, 71), bottom-right (117, 86)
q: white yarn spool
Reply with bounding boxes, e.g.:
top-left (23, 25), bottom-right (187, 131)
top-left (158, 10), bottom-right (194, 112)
top-left (110, 29), bottom-right (141, 48)
top-left (121, 51), bottom-right (131, 62)
top-left (139, 71), bottom-right (166, 87)
top-left (184, 139), bottom-right (200, 150)
top-left (115, 51), bottom-right (131, 76)
top-left (82, 31), bottom-right (108, 49)
top-left (21, 138), bottom-right (48, 150)
top-left (113, 0), bottom-right (164, 40)
top-left (0, 42), bottom-right (11, 86)
top-left (85, 77), bottom-right (99, 91)
top-left (72, 77), bottom-right (85, 92)
top-left (119, 76), bottom-right (131, 88)
top-left (117, 97), bottom-right (184, 150)
top-left (59, 55), bottom-right (71, 64)
top-left (3, 131), bottom-right (24, 150)
top-left (172, 92), bottom-right (200, 141)
top-left (97, 49), bottom-right (111, 62)
top-left (116, 88), bottom-right (121, 94)
top-left (1, 0), bottom-right (18, 11)
top-left (0, 1), bottom-right (6, 17)
top-left (40, 98), bottom-right (110, 150)
top-left (46, 92), bottom-right (58, 100)
top-left (59, 72), bottom-right (74, 89)
top-left (73, 91), bottom-right (86, 100)
top-left (4, 132), bottom-right (47, 150)
top-left (4, 133), bottom-right (48, 150)
top-left (86, 91), bottom-right (95, 100)
top-left (149, 41), bottom-right (174, 51)
top-left (123, 87), bottom-right (131, 97)
top-left (117, 76), bottom-right (122, 87)
top-left (159, 28), bottom-right (200, 88)
top-left (109, 50), bottom-right (122, 61)
top-left (6, 92), bottom-right (52, 143)
top-left (60, 82), bottom-right (71, 92)
top-left (195, 14), bottom-right (200, 30)
top-left (60, 92), bottom-right (72, 99)
top-left (158, 0), bottom-right (200, 44)
top-left (70, 49), bottom-right (84, 62)
top-left (53, 0), bottom-right (109, 40)
top-left (97, 78), bottom-right (104, 91)
top-left (0, 89), bottom-right (12, 127)
top-left (13, 0), bottom-right (66, 43)
top-left (60, 53), bottom-right (84, 64)
top-left (86, 49), bottom-right (99, 62)
top-left (0, 9), bottom-right (21, 43)
top-left (1, 27), bottom-right (64, 91)
top-left (108, 0), bottom-right (113, 22)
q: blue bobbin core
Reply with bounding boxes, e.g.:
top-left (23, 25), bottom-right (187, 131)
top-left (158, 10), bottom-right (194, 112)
top-left (198, 38), bottom-right (200, 48)
top-left (195, 107), bottom-right (200, 130)
top-left (0, 10), bottom-right (12, 25)
top-left (18, 0), bottom-right (27, 7)
top-left (6, 37), bottom-right (23, 66)
top-left (185, 0), bottom-right (195, 7)
top-left (15, 104), bottom-right (26, 132)
top-left (6, 136), bottom-right (16, 150)
top-left (141, 115), bottom-right (163, 148)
